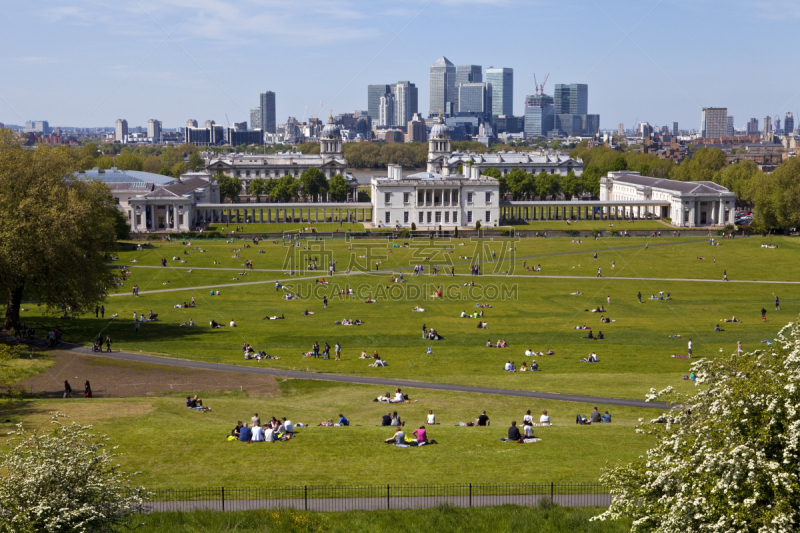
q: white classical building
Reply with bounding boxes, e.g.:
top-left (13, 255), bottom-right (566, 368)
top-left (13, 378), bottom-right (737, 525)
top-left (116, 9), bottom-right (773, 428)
top-left (447, 150), bottom-right (583, 177)
top-left (370, 116), bottom-right (500, 228)
top-left (202, 114), bottom-right (357, 199)
top-left (600, 171), bottom-right (736, 227)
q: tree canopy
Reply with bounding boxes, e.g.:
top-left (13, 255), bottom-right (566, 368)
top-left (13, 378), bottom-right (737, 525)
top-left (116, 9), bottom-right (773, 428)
top-left (596, 318), bottom-right (800, 532)
top-left (300, 168), bottom-right (329, 202)
top-left (329, 174), bottom-right (349, 202)
top-left (747, 157), bottom-right (800, 230)
top-left (0, 130), bottom-right (119, 329)
top-left (216, 175), bottom-right (241, 202)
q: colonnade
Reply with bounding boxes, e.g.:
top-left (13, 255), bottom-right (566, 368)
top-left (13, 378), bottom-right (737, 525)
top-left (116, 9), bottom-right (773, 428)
top-left (499, 203), bottom-right (666, 222)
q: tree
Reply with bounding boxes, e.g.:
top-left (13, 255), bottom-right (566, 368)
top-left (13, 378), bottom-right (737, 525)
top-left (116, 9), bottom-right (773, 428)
top-left (216, 174), bottom-right (241, 202)
top-left (248, 178), bottom-right (268, 202)
top-left (0, 131), bottom-right (119, 329)
top-left (748, 158), bottom-right (800, 230)
top-left (171, 161), bottom-right (188, 177)
top-left (712, 160), bottom-right (760, 201)
top-left (114, 152), bottom-right (144, 171)
top-left (0, 413), bottom-right (149, 533)
top-left (596, 318), bottom-right (800, 532)
top-left (669, 147), bottom-right (726, 182)
top-left (188, 151), bottom-right (204, 172)
top-left (504, 169), bottom-right (529, 200)
top-left (108, 207), bottom-right (130, 240)
top-left (94, 155), bottom-right (115, 170)
top-left (561, 171), bottom-right (579, 199)
top-left (300, 168), bottom-right (329, 201)
top-left (272, 175), bottom-right (299, 202)
top-left (143, 155), bottom-right (161, 174)
top-left (329, 174), bottom-right (349, 202)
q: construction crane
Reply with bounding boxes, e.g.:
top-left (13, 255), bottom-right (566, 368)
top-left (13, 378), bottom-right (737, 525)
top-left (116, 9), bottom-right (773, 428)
top-left (774, 115), bottom-right (781, 132)
top-left (225, 113), bottom-right (230, 128)
top-left (533, 73), bottom-right (550, 96)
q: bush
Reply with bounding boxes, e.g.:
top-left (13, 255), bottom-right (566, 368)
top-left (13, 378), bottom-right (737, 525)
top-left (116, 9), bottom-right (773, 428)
top-left (454, 226), bottom-right (459, 238)
top-left (610, 230), bottom-right (620, 237)
top-left (501, 228), bottom-right (513, 237)
top-left (410, 222), bottom-right (416, 231)
top-left (566, 230), bottom-right (580, 237)
top-left (396, 229), bottom-right (410, 238)
top-left (475, 220), bottom-right (482, 231)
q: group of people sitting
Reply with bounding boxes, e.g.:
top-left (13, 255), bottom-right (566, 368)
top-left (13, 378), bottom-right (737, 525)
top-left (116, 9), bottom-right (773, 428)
top-left (649, 292), bottom-right (671, 300)
top-left (318, 414), bottom-right (349, 426)
top-left (230, 414), bottom-right (295, 442)
top-left (576, 407), bottom-right (611, 424)
top-left (581, 352), bottom-right (599, 363)
top-left (590, 306), bottom-right (606, 313)
top-left (335, 318), bottom-right (362, 325)
top-left (426, 328), bottom-right (443, 340)
top-left (486, 339), bottom-right (509, 348)
top-left (381, 411), bottom-right (405, 426)
top-left (584, 330), bottom-right (604, 340)
top-left (242, 343), bottom-right (281, 361)
top-left (384, 425), bottom-right (437, 446)
top-left (209, 319), bottom-right (236, 328)
top-left (461, 310), bottom-right (485, 318)
top-left (374, 389), bottom-right (410, 404)
top-left (476, 321), bottom-right (489, 329)
top-left (504, 360), bottom-right (539, 372)
top-left (524, 349), bottom-right (554, 356)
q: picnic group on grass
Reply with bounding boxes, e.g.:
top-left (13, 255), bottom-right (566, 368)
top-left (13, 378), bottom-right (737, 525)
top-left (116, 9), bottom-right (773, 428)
top-left (229, 414), bottom-right (297, 443)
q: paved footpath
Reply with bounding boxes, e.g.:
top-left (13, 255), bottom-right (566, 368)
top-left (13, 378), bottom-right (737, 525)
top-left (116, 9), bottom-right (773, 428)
top-left (65, 344), bottom-right (666, 409)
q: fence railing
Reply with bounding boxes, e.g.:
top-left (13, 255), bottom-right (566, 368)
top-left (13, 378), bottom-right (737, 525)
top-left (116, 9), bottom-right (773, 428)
top-left (137, 483), bottom-right (610, 514)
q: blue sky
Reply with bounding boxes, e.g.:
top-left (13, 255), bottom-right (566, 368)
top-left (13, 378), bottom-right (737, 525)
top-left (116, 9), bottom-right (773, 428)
top-left (2, 0), bottom-right (799, 131)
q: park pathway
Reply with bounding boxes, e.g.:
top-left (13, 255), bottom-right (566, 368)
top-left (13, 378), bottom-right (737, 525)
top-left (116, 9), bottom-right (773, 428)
top-left (64, 344), bottom-right (666, 409)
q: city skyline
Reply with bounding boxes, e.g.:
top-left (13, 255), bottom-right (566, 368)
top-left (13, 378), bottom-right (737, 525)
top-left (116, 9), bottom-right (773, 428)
top-left (3, 0), bottom-right (800, 130)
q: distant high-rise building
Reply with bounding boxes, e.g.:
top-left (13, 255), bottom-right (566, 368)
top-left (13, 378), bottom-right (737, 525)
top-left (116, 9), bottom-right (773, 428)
top-left (23, 120), bottom-right (50, 134)
top-left (747, 118), bottom-right (759, 135)
top-left (673, 122), bottom-right (678, 136)
top-left (250, 108), bottom-right (261, 130)
top-left (233, 121), bottom-right (247, 131)
top-left (430, 56), bottom-right (456, 117)
top-left (785, 112), bottom-right (795, 135)
top-left (726, 116), bottom-right (734, 137)
top-left (379, 94), bottom-right (395, 126)
top-left (260, 91), bottom-right (276, 134)
top-left (186, 119), bottom-right (198, 129)
top-left (368, 84), bottom-right (391, 125)
top-left (618, 123), bottom-right (624, 136)
top-left (700, 108), bottom-right (727, 138)
top-left (456, 65), bottom-right (482, 85)
top-left (407, 112), bottom-right (427, 142)
top-left (553, 84), bottom-right (588, 115)
top-left (115, 119), bottom-right (128, 142)
top-left (763, 115), bottom-right (772, 137)
top-left (524, 94), bottom-right (554, 138)
top-left (458, 82), bottom-right (492, 120)
top-left (147, 119), bottom-right (162, 141)
top-left (486, 67), bottom-right (513, 118)
top-left (392, 81), bottom-right (418, 126)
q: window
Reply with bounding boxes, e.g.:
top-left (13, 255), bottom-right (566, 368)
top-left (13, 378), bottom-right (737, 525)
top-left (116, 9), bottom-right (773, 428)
top-left (452, 211), bottom-right (457, 224)
top-left (467, 211), bottom-right (473, 223)
top-left (444, 211), bottom-right (449, 223)
top-left (403, 192), bottom-right (409, 204)
top-left (136, 214), bottom-right (142, 225)
top-left (435, 211), bottom-right (441, 223)
top-left (178, 214), bottom-right (184, 225)
top-left (404, 211), bottom-right (409, 223)
top-left (444, 190), bottom-right (450, 206)
top-left (418, 191), bottom-right (425, 206)
top-left (427, 211), bottom-right (432, 224)
top-left (485, 191), bottom-right (491, 203)
top-left (485, 211), bottom-right (490, 223)
top-left (452, 190), bottom-right (459, 205)
top-left (384, 192), bottom-right (391, 204)
top-left (467, 192), bottom-right (473, 204)
top-left (419, 212), bottom-right (424, 223)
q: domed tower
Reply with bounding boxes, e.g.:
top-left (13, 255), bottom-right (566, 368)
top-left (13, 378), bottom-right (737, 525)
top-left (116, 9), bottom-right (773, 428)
top-left (426, 113), bottom-right (451, 175)
top-left (320, 113), bottom-right (342, 157)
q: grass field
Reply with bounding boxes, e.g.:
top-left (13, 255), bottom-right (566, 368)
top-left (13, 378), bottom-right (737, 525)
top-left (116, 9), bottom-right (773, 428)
top-left (3, 378), bottom-right (661, 488)
top-left (135, 503), bottom-right (631, 533)
top-left (208, 222), bottom-right (365, 234)
top-left (15, 235), bottom-right (799, 400)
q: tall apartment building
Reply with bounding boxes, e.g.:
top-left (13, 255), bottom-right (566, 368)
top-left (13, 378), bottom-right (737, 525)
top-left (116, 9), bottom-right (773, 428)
top-left (147, 119), bottom-right (162, 141)
top-left (672, 122), bottom-right (679, 136)
top-left (369, 82), bottom-right (418, 128)
top-left (785, 112), bottom-right (795, 135)
top-left (747, 118), bottom-right (759, 135)
top-left (554, 84), bottom-right (588, 115)
top-left (407, 112), bottom-right (427, 142)
top-left (250, 108), bottom-right (261, 130)
top-left (186, 119), bottom-right (198, 129)
top-left (368, 84), bottom-right (390, 125)
top-left (115, 119), bottom-right (128, 142)
top-left (458, 82), bottom-right (492, 120)
top-left (700, 108), bottom-right (727, 138)
top-left (259, 91), bottom-right (276, 134)
top-left (763, 115), bottom-right (772, 137)
top-left (486, 67), bottom-right (513, 118)
top-left (726, 116), bottom-right (734, 137)
top-left (379, 94), bottom-right (395, 127)
top-left (23, 121), bottom-right (50, 134)
top-left (618, 123), bottom-right (624, 136)
top-left (430, 56), bottom-right (456, 117)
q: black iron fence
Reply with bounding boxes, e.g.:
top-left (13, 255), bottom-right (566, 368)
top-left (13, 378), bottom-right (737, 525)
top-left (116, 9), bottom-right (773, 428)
top-left (138, 483), bottom-right (609, 513)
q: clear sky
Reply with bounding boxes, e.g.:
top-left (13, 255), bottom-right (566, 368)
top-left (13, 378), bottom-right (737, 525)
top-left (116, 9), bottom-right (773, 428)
top-left (2, 0), bottom-right (799, 131)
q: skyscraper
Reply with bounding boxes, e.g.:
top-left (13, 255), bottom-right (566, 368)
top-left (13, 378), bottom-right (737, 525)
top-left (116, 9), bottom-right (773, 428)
top-left (618, 123), bottom-right (624, 136)
top-left (259, 91), bottom-right (276, 134)
top-left (458, 83), bottom-right (492, 120)
top-left (524, 94), bottom-right (554, 138)
top-left (379, 94), bottom-right (395, 127)
top-left (368, 84), bottom-right (391, 125)
top-left (456, 65), bottom-right (482, 85)
top-left (147, 119), bottom-right (162, 141)
top-left (115, 119), bottom-right (128, 142)
top-left (250, 108), bottom-right (261, 130)
top-left (726, 116), bottom-right (734, 137)
top-left (486, 67), bottom-right (513, 118)
top-left (785, 112), bottom-right (795, 135)
top-left (553, 84), bottom-right (588, 115)
top-left (430, 56), bottom-right (456, 117)
top-left (763, 116), bottom-right (772, 137)
top-left (700, 108), bottom-right (727, 138)
top-left (673, 122), bottom-right (678, 136)
top-left (747, 118), bottom-right (759, 135)
top-left (392, 81), bottom-right (418, 126)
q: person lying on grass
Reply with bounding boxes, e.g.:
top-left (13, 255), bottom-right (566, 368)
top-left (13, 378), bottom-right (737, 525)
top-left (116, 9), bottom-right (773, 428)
top-left (186, 395), bottom-right (211, 412)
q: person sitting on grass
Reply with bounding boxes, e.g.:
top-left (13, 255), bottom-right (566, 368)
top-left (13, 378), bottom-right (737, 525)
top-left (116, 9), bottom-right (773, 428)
top-left (477, 411), bottom-right (490, 426)
top-left (586, 330), bottom-right (594, 339)
top-left (507, 421), bottom-right (522, 442)
top-left (318, 418), bottom-right (334, 427)
top-left (391, 412), bottom-right (402, 426)
top-left (381, 412), bottom-right (392, 426)
top-left (385, 426), bottom-right (405, 444)
top-left (530, 360), bottom-right (539, 371)
top-left (251, 424), bottom-right (265, 442)
top-left (540, 410), bottom-right (551, 424)
top-left (412, 426), bottom-right (429, 444)
top-left (231, 421), bottom-right (243, 438)
top-left (522, 421), bottom-right (534, 439)
top-left (519, 362), bottom-right (528, 372)
top-left (596, 331), bottom-right (604, 340)
top-left (239, 423), bottom-right (252, 442)
top-left (581, 352), bottom-right (598, 363)
top-left (546, 349), bottom-right (555, 355)
top-left (338, 414), bottom-right (349, 426)
top-left (601, 410), bottom-right (611, 423)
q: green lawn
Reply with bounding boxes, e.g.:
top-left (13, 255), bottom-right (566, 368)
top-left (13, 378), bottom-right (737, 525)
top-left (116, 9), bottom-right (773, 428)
top-left (16, 236), bottom-right (800, 401)
top-left (208, 222), bottom-right (365, 233)
top-left (5, 379), bottom-right (661, 488)
top-left (136, 503), bottom-right (631, 533)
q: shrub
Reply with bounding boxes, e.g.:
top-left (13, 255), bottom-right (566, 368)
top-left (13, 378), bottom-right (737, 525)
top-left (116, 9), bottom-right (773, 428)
top-left (397, 229), bottom-right (410, 238)
top-left (410, 222), bottom-right (416, 231)
top-left (476, 220), bottom-right (482, 231)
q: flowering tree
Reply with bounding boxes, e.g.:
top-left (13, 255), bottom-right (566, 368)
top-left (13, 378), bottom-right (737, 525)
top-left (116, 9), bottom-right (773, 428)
top-left (0, 413), bottom-right (149, 533)
top-left (594, 320), bottom-right (800, 533)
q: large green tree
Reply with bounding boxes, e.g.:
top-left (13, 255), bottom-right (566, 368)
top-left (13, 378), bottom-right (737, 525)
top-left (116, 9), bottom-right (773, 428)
top-left (248, 178), bottom-right (268, 202)
top-left (329, 174), bottom-right (349, 202)
top-left (300, 168), bottom-right (329, 201)
top-left (188, 152), bottom-right (204, 172)
top-left (216, 174), bottom-right (241, 202)
top-left (114, 153), bottom-right (144, 171)
top-left (749, 157), bottom-right (800, 230)
top-left (0, 130), bottom-right (119, 329)
top-left (669, 147), bottom-right (726, 182)
top-left (272, 175), bottom-right (299, 202)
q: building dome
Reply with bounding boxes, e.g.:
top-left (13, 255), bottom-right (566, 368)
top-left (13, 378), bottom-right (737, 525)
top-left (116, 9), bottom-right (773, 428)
top-left (321, 114), bottom-right (341, 138)
top-left (430, 115), bottom-right (449, 138)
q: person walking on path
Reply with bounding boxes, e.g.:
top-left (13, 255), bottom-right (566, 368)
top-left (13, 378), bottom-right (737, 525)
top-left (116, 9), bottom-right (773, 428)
top-left (723, 270), bottom-right (728, 281)
top-left (637, 291), bottom-right (642, 304)
top-left (593, 252), bottom-right (597, 260)
top-left (134, 320), bottom-right (140, 334)
top-left (64, 380), bottom-right (72, 398)
top-left (597, 267), bottom-right (602, 278)
top-left (84, 380), bottom-right (92, 398)
top-left (105, 336), bottom-right (112, 353)
top-left (95, 306), bottom-right (99, 318)
top-left (688, 339), bottom-right (693, 357)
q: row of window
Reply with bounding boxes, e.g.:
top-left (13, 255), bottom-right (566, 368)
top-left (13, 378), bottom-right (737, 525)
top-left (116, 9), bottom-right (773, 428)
top-left (383, 210), bottom-right (491, 224)
top-left (383, 191), bottom-right (491, 205)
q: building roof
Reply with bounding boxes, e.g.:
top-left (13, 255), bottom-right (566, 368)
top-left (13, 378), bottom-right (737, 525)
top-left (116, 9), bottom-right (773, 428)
top-left (449, 151), bottom-right (579, 166)
top-left (609, 172), bottom-right (732, 195)
top-left (77, 168), bottom-right (176, 186)
top-left (432, 56), bottom-right (453, 67)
